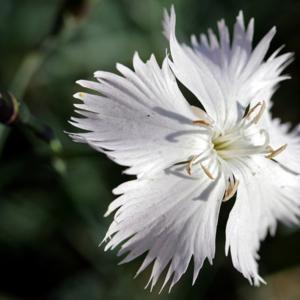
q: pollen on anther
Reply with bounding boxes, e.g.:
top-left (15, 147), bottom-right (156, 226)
top-left (253, 101), bottom-right (266, 124)
top-left (192, 119), bottom-right (212, 127)
top-left (200, 163), bottom-right (214, 180)
top-left (223, 180), bottom-right (239, 202)
top-left (186, 155), bottom-right (197, 175)
top-left (245, 101), bottom-right (266, 124)
top-left (266, 144), bottom-right (287, 159)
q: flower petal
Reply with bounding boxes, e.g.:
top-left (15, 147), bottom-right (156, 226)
top-left (165, 7), bottom-right (293, 129)
top-left (226, 157), bottom-right (300, 285)
top-left (103, 166), bottom-right (226, 292)
top-left (69, 53), bottom-right (211, 178)
top-left (167, 6), bottom-right (227, 126)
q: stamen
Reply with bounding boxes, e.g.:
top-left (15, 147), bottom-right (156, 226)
top-left (245, 102), bottom-right (261, 119)
top-left (186, 155), bottom-right (198, 175)
top-left (245, 101), bottom-right (266, 124)
top-left (192, 119), bottom-right (212, 127)
top-left (200, 163), bottom-right (215, 180)
top-left (223, 179), bottom-right (239, 202)
top-left (265, 144), bottom-right (287, 159)
top-left (253, 101), bottom-right (266, 124)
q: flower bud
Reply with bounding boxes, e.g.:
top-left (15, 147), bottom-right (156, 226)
top-left (0, 91), bottom-right (19, 125)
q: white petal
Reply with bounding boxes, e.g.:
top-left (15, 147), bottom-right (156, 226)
top-left (162, 7), bottom-right (172, 40)
top-left (268, 118), bottom-right (300, 174)
top-left (104, 166), bottom-right (226, 292)
top-left (167, 7), bottom-right (227, 126)
top-left (69, 53), bottom-right (211, 178)
top-left (165, 7), bottom-right (293, 129)
top-left (226, 157), bottom-right (300, 285)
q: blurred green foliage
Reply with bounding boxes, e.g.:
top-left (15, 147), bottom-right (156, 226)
top-left (0, 0), bottom-right (300, 299)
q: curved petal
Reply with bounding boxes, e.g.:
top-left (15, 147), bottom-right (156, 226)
top-left (167, 6), bottom-right (227, 126)
top-left (164, 7), bottom-right (293, 129)
top-left (103, 166), bottom-right (226, 292)
top-left (226, 157), bottom-right (300, 285)
top-left (268, 118), bottom-right (300, 174)
top-left (69, 53), bottom-right (211, 178)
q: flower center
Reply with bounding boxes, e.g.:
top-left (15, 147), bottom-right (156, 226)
top-left (212, 102), bottom-right (268, 160)
top-left (184, 101), bottom-right (288, 203)
top-left (211, 102), bottom-right (287, 162)
top-left (187, 101), bottom-right (287, 176)
top-left (212, 126), bottom-right (269, 161)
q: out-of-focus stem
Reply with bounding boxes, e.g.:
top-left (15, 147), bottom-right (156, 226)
top-left (10, 51), bottom-right (45, 100)
top-left (0, 92), bottom-right (66, 175)
top-left (1, 1), bottom-right (95, 169)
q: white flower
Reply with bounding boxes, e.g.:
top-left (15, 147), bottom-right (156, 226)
top-left (68, 6), bottom-right (300, 292)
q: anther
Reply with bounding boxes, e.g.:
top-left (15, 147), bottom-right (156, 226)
top-left (192, 119), bottom-right (212, 127)
top-left (265, 144), bottom-right (287, 159)
top-left (186, 155), bottom-right (198, 175)
top-left (253, 101), bottom-right (266, 124)
top-left (223, 179), bottom-right (239, 202)
top-left (245, 101), bottom-right (266, 124)
top-left (200, 163), bottom-right (215, 180)
top-left (245, 103), bottom-right (261, 119)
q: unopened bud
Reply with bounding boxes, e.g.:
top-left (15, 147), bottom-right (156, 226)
top-left (0, 91), bottom-right (19, 125)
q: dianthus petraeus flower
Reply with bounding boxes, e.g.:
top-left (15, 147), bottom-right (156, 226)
top-left (68, 6), bottom-right (300, 292)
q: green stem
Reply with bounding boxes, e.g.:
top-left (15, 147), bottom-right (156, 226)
top-left (10, 51), bottom-right (45, 100)
top-left (1, 12), bottom-right (89, 163)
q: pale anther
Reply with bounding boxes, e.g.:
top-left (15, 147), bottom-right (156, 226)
top-left (192, 119), bottom-right (212, 127)
top-left (186, 156), bottom-right (214, 180)
top-left (253, 101), bottom-right (266, 124)
top-left (200, 163), bottom-right (214, 180)
top-left (223, 179), bottom-right (239, 202)
top-left (186, 155), bottom-right (198, 175)
top-left (245, 101), bottom-right (266, 124)
top-left (245, 102), bottom-right (261, 118)
top-left (265, 144), bottom-right (287, 159)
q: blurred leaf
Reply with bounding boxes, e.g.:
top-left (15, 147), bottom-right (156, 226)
top-left (50, 271), bottom-right (104, 300)
top-left (0, 195), bottom-right (52, 243)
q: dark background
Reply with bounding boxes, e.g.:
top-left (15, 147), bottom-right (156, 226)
top-left (0, 0), bottom-right (300, 299)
